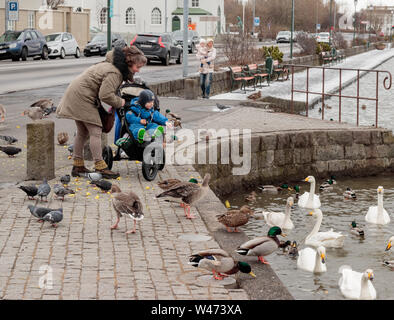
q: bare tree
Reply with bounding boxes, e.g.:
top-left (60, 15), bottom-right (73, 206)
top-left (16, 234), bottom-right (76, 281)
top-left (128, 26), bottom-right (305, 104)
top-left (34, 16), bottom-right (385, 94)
top-left (46, 0), bottom-right (65, 9)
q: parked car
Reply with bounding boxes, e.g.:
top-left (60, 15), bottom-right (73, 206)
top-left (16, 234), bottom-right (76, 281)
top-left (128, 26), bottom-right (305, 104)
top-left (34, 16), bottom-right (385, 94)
top-left (84, 33), bottom-right (126, 57)
top-left (276, 31), bottom-right (291, 43)
top-left (130, 33), bottom-right (183, 66)
top-left (317, 32), bottom-right (330, 43)
top-left (0, 29), bottom-right (49, 61)
top-left (172, 30), bottom-right (200, 53)
top-left (45, 32), bottom-right (81, 59)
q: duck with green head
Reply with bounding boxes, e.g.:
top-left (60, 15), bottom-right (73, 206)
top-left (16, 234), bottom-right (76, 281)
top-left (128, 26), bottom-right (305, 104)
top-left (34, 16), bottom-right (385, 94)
top-left (350, 221), bottom-right (364, 237)
top-left (236, 226), bottom-right (287, 265)
top-left (293, 185), bottom-right (300, 199)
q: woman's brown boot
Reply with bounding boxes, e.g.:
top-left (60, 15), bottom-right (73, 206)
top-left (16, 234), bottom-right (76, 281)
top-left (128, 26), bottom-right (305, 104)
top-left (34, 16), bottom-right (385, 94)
top-left (94, 160), bottom-right (120, 179)
top-left (71, 159), bottom-right (92, 177)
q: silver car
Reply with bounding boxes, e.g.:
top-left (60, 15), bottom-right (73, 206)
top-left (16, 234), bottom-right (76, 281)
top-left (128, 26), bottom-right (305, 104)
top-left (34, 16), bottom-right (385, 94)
top-left (45, 32), bottom-right (81, 59)
top-left (316, 32), bottom-right (330, 44)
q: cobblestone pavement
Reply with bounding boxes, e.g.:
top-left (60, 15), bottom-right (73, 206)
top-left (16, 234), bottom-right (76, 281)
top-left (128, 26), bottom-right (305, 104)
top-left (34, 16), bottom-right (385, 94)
top-left (0, 151), bottom-right (250, 300)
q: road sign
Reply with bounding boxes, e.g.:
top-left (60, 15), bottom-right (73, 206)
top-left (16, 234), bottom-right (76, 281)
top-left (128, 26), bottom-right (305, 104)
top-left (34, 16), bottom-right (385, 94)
top-left (8, 1), bottom-right (19, 21)
top-left (316, 23), bottom-right (321, 30)
top-left (109, 0), bottom-right (114, 18)
top-left (254, 17), bottom-right (260, 27)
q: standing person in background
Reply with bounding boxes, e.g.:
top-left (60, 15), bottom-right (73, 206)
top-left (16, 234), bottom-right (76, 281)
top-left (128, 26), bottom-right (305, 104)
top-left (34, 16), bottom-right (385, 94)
top-left (197, 38), bottom-right (216, 99)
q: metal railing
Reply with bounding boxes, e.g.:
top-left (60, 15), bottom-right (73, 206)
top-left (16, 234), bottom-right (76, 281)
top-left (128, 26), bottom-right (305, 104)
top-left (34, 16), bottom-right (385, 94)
top-left (287, 64), bottom-right (392, 127)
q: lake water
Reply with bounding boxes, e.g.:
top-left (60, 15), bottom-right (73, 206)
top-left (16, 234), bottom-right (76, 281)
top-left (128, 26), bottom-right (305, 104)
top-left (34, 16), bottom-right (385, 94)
top-left (226, 175), bottom-right (394, 300)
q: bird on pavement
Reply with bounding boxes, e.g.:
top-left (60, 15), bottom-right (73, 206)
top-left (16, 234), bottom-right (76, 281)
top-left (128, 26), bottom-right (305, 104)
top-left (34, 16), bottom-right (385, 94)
top-left (110, 185), bottom-right (144, 234)
top-left (82, 172), bottom-right (103, 182)
top-left (37, 178), bottom-right (51, 202)
top-left (91, 179), bottom-right (112, 193)
top-left (217, 205), bottom-right (254, 233)
top-left (0, 146), bottom-right (22, 157)
top-left (247, 91), bottom-right (261, 100)
top-left (42, 210), bottom-right (63, 228)
top-left (22, 107), bottom-right (44, 121)
top-left (157, 178), bottom-right (182, 190)
top-left (53, 184), bottom-right (75, 201)
top-left (0, 104), bottom-right (6, 122)
top-left (165, 109), bottom-right (181, 120)
top-left (28, 205), bottom-right (62, 222)
top-left (0, 135), bottom-right (18, 144)
top-left (18, 185), bottom-right (38, 200)
top-left (67, 144), bottom-right (74, 156)
top-left (216, 103), bottom-right (231, 110)
top-left (60, 174), bottom-right (71, 186)
top-left (43, 105), bottom-right (57, 117)
top-left (30, 98), bottom-right (54, 111)
top-left (57, 132), bottom-right (69, 145)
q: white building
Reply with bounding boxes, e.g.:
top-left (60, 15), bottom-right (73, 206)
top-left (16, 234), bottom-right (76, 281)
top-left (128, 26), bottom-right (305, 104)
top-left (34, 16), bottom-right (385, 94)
top-left (65, 0), bottom-right (225, 37)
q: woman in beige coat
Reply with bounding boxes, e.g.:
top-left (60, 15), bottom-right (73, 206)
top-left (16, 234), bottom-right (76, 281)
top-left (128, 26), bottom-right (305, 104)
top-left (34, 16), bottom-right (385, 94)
top-left (57, 46), bottom-right (147, 179)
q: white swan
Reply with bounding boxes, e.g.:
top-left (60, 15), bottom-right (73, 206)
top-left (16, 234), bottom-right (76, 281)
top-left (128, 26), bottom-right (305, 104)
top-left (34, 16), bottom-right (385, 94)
top-left (262, 197), bottom-right (294, 230)
top-left (297, 246), bottom-right (326, 273)
top-left (365, 186), bottom-right (390, 225)
top-left (298, 176), bottom-right (321, 209)
top-left (305, 209), bottom-right (346, 248)
top-left (338, 266), bottom-right (376, 300)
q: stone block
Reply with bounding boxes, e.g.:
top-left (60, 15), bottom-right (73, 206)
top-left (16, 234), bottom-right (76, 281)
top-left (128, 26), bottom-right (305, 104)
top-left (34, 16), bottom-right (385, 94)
top-left (311, 161), bottom-right (328, 174)
top-left (382, 131), bottom-right (394, 144)
top-left (291, 132), bottom-right (311, 148)
top-left (344, 144), bottom-right (366, 160)
top-left (294, 147), bottom-right (313, 164)
top-left (277, 133), bottom-right (292, 149)
top-left (365, 145), bottom-right (378, 159)
top-left (259, 150), bottom-right (275, 168)
top-left (274, 149), bottom-right (294, 166)
top-left (352, 130), bottom-right (371, 145)
top-left (371, 131), bottom-right (383, 144)
top-left (314, 145), bottom-right (344, 161)
top-left (327, 131), bottom-right (353, 146)
top-left (327, 159), bottom-right (352, 172)
top-left (184, 79), bottom-right (199, 100)
top-left (26, 120), bottom-right (55, 180)
top-left (376, 145), bottom-right (389, 158)
top-left (310, 131), bottom-right (328, 146)
top-left (261, 134), bottom-right (277, 151)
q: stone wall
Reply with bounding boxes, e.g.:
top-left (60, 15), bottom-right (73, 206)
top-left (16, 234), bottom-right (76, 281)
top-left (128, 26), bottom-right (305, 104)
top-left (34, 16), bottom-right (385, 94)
top-left (193, 128), bottom-right (394, 196)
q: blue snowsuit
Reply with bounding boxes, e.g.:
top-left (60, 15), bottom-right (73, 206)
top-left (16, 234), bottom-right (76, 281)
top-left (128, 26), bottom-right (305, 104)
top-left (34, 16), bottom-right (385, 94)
top-left (125, 97), bottom-right (168, 140)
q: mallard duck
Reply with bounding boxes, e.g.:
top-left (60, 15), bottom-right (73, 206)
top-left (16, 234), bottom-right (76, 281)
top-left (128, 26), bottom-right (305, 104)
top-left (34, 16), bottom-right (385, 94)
top-left (217, 205), bottom-right (254, 232)
top-left (0, 103), bottom-right (6, 122)
top-left (292, 185), bottom-right (300, 199)
top-left (338, 266), bottom-right (376, 300)
top-left (382, 260), bottom-right (394, 270)
top-left (236, 226), bottom-right (287, 265)
top-left (262, 197), bottom-right (295, 230)
top-left (319, 179), bottom-right (334, 191)
top-left (22, 107), bottom-right (44, 120)
top-left (350, 221), bottom-right (365, 237)
top-left (344, 187), bottom-right (357, 200)
top-left (305, 209), bottom-right (346, 248)
top-left (257, 183), bottom-right (290, 193)
top-left (385, 236), bottom-right (394, 251)
top-left (156, 174), bottom-right (210, 219)
top-left (188, 249), bottom-right (256, 280)
top-left (298, 176), bottom-right (321, 209)
top-left (287, 241), bottom-right (299, 258)
top-left (365, 186), bottom-right (390, 225)
top-left (157, 178), bottom-right (182, 190)
top-left (110, 185), bottom-right (144, 234)
top-left (297, 246), bottom-right (327, 273)
top-left (245, 191), bottom-right (257, 202)
top-left (165, 109), bottom-right (181, 120)
top-left (57, 132), bottom-right (69, 145)
top-left (326, 175), bottom-right (337, 184)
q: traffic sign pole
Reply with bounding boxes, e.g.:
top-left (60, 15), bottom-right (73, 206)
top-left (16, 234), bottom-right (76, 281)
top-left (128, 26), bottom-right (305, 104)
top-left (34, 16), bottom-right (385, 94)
top-left (5, 0), bottom-right (8, 32)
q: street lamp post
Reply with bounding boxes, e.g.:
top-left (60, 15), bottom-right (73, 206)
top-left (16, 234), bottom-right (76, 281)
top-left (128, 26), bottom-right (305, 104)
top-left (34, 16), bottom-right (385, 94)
top-left (290, 0), bottom-right (294, 59)
top-left (353, 0), bottom-right (358, 43)
top-left (242, 0), bottom-right (247, 36)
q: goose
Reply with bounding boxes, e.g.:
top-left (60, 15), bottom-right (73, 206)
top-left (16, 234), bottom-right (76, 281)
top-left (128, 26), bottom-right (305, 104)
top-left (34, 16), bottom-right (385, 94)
top-left (350, 221), bottom-right (365, 237)
top-left (298, 176), bottom-right (321, 209)
top-left (305, 209), bottom-right (346, 248)
top-left (343, 187), bottom-right (357, 200)
top-left (365, 186), bottom-right (390, 225)
top-left (297, 246), bottom-right (327, 273)
top-left (188, 249), bottom-right (256, 280)
top-left (262, 197), bottom-right (295, 230)
top-left (217, 205), bottom-right (254, 232)
top-left (338, 266), bottom-right (376, 300)
top-left (236, 226), bottom-right (287, 265)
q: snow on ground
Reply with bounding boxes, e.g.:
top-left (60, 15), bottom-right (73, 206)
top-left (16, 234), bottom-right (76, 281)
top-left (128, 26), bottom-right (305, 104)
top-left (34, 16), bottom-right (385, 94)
top-left (212, 48), bottom-right (394, 104)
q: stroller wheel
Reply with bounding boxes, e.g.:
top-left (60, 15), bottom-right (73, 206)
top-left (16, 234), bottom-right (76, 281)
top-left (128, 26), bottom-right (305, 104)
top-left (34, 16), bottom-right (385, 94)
top-left (158, 150), bottom-right (165, 171)
top-left (142, 161), bottom-right (158, 181)
top-left (102, 145), bottom-right (114, 170)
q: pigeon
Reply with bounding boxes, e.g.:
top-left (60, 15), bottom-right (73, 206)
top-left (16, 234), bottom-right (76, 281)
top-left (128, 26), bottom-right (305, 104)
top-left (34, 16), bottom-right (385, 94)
top-left (22, 107), bottom-right (44, 120)
top-left (37, 178), bottom-right (51, 202)
top-left (0, 135), bottom-right (18, 144)
top-left (28, 205), bottom-right (62, 222)
top-left (91, 179), bottom-right (112, 193)
top-left (30, 98), bottom-right (54, 111)
top-left (53, 184), bottom-right (75, 201)
top-left (57, 132), bottom-right (69, 145)
top-left (0, 146), bottom-right (22, 157)
top-left (43, 105), bottom-right (57, 117)
top-left (67, 144), bottom-right (74, 156)
top-left (110, 185), bottom-right (144, 234)
top-left (0, 104), bottom-right (5, 122)
top-left (80, 172), bottom-right (102, 182)
top-left (216, 103), bottom-right (231, 111)
top-left (42, 210), bottom-right (63, 227)
top-left (18, 185), bottom-right (38, 200)
top-left (60, 174), bottom-right (71, 186)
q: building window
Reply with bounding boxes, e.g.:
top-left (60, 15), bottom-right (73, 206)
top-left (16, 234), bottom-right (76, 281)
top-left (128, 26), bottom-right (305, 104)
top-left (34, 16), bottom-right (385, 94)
top-left (100, 8), bottom-right (107, 24)
top-left (151, 7), bottom-right (161, 25)
top-left (125, 7), bottom-right (136, 25)
top-left (192, 0), bottom-right (199, 7)
top-left (28, 12), bottom-right (35, 29)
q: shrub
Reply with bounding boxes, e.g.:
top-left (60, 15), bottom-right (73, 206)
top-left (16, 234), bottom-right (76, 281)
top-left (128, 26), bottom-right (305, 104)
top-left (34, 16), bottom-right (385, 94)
top-left (331, 32), bottom-right (348, 49)
top-left (221, 33), bottom-right (262, 66)
top-left (259, 46), bottom-right (284, 63)
top-left (316, 43), bottom-right (331, 54)
top-left (295, 31), bottom-right (317, 56)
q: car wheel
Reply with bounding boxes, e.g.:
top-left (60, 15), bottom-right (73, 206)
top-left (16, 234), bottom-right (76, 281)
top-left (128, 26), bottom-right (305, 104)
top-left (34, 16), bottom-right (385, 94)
top-left (12, 56), bottom-right (20, 61)
top-left (49, 56), bottom-right (57, 59)
top-left (176, 52), bottom-right (183, 64)
top-left (84, 52), bottom-right (91, 57)
top-left (60, 48), bottom-right (66, 59)
top-left (41, 46), bottom-right (49, 60)
top-left (75, 47), bottom-right (81, 58)
top-left (21, 47), bottom-right (28, 61)
top-left (162, 52), bottom-right (170, 66)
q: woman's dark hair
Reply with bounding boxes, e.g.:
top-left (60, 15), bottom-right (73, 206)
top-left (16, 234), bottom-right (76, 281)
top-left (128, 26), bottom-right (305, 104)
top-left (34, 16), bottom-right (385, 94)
top-left (123, 46), bottom-right (147, 68)
top-left (112, 46), bottom-right (147, 82)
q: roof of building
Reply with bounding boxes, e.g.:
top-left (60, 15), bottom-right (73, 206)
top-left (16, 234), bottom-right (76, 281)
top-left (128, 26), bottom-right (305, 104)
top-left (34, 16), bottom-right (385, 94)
top-left (172, 7), bottom-right (212, 16)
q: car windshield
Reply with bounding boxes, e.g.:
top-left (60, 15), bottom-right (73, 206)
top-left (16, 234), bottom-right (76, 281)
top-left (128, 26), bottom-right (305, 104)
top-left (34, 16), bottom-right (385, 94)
top-left (136, 35), bottom-right (159, 43)
top-left (172, 30), bottom-right (193, 39)
top-left (319, 33), bottom-right (329, 37)
top-left (0, 31), bottom-right (22, 42)
top-left (45, 34), bottom-right (62, 42)
top-left (90, 34), bottom-right (106, 43)
top-left (278, 31), bottom-right (290, 35)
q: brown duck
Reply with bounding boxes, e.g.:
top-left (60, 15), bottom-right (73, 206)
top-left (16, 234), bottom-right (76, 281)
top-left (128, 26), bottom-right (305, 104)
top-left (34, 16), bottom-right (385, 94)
top-left (57, 132), bottom-right (69, 145)
top-left (245, 191), bottom-right (257, 202)
top-left (22, 107), bottom-right (44, 121)
top-left (156, 174), bottom-right (210, 219)
top-left (157, 178), bottom-right (181, 190)
top-left (30, 98), bottom-right (54, 111)
top-left (110, 185), bottom-right (144, 234)
top-left (217, 205), bottom-right (254, 232)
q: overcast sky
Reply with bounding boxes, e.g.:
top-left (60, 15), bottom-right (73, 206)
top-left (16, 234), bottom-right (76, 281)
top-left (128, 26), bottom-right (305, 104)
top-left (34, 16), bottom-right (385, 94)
top-left (335, 0), bottom-right (394, 13)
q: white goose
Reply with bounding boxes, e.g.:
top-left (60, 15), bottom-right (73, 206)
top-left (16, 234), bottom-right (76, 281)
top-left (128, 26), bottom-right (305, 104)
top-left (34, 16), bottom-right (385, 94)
top-left (298, 176), bottom-right (321, 209)
top-left (262, 197), bottom-right (294, 230)
top-left (338, 266), bottom-right (376, 300)
top-left (297, 246), bottom-right (327, 273)
top-left (305, 209), bottom-right (346, 248)
top-left (365, 186), bottom-right (390, 225)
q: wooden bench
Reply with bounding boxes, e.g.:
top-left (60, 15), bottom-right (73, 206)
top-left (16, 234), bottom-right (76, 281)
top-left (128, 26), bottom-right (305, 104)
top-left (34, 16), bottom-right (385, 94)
top-left (229, 66), bottom-right (256, 93)
top-left (243, 64), bottom-right (270, 88)
top-left (273, 60), bottom-right (289, 81)
top-left (320, 51), bottom-right (332, 65)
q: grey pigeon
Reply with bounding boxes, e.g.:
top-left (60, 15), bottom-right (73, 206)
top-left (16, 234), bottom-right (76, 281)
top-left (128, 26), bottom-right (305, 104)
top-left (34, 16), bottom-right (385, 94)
top-left (43, 105), bottom-right (57, 117)
top-left (53, 184), bottom-right (75, 201)
top-left (18, 185), bottom-right (38, 200)
top-left (216, 103), bottom-right (231, 111)
top-left (28, 205), bottom-right (62, 222)
top-left (0, 135), bottom-right (18, 144)
top-left (91, 179), bottom-right (112, 192)
top-left (42, 210), bottom-right (63, 227)
top-left (0, 146), bottom-right (21, 157)
top-left (60, 174), bottom-right (71, 186)
top-left (37, 178), bottom-right (51, 202)
top-left (67, 144), bottom-right (73, 156)
top-left (80, 172), bottom-right (102, 182)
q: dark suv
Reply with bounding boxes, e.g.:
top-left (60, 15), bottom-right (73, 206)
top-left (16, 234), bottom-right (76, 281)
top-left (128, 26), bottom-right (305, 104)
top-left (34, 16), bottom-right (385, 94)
top-left (84, 32), bottom-right (126, 57)
top-left (172, 30), bottom-right (200, 53)
top-left (131, 33), bottom-right (183, 66)
top-left (0, 29), bottom-right (49, 61)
